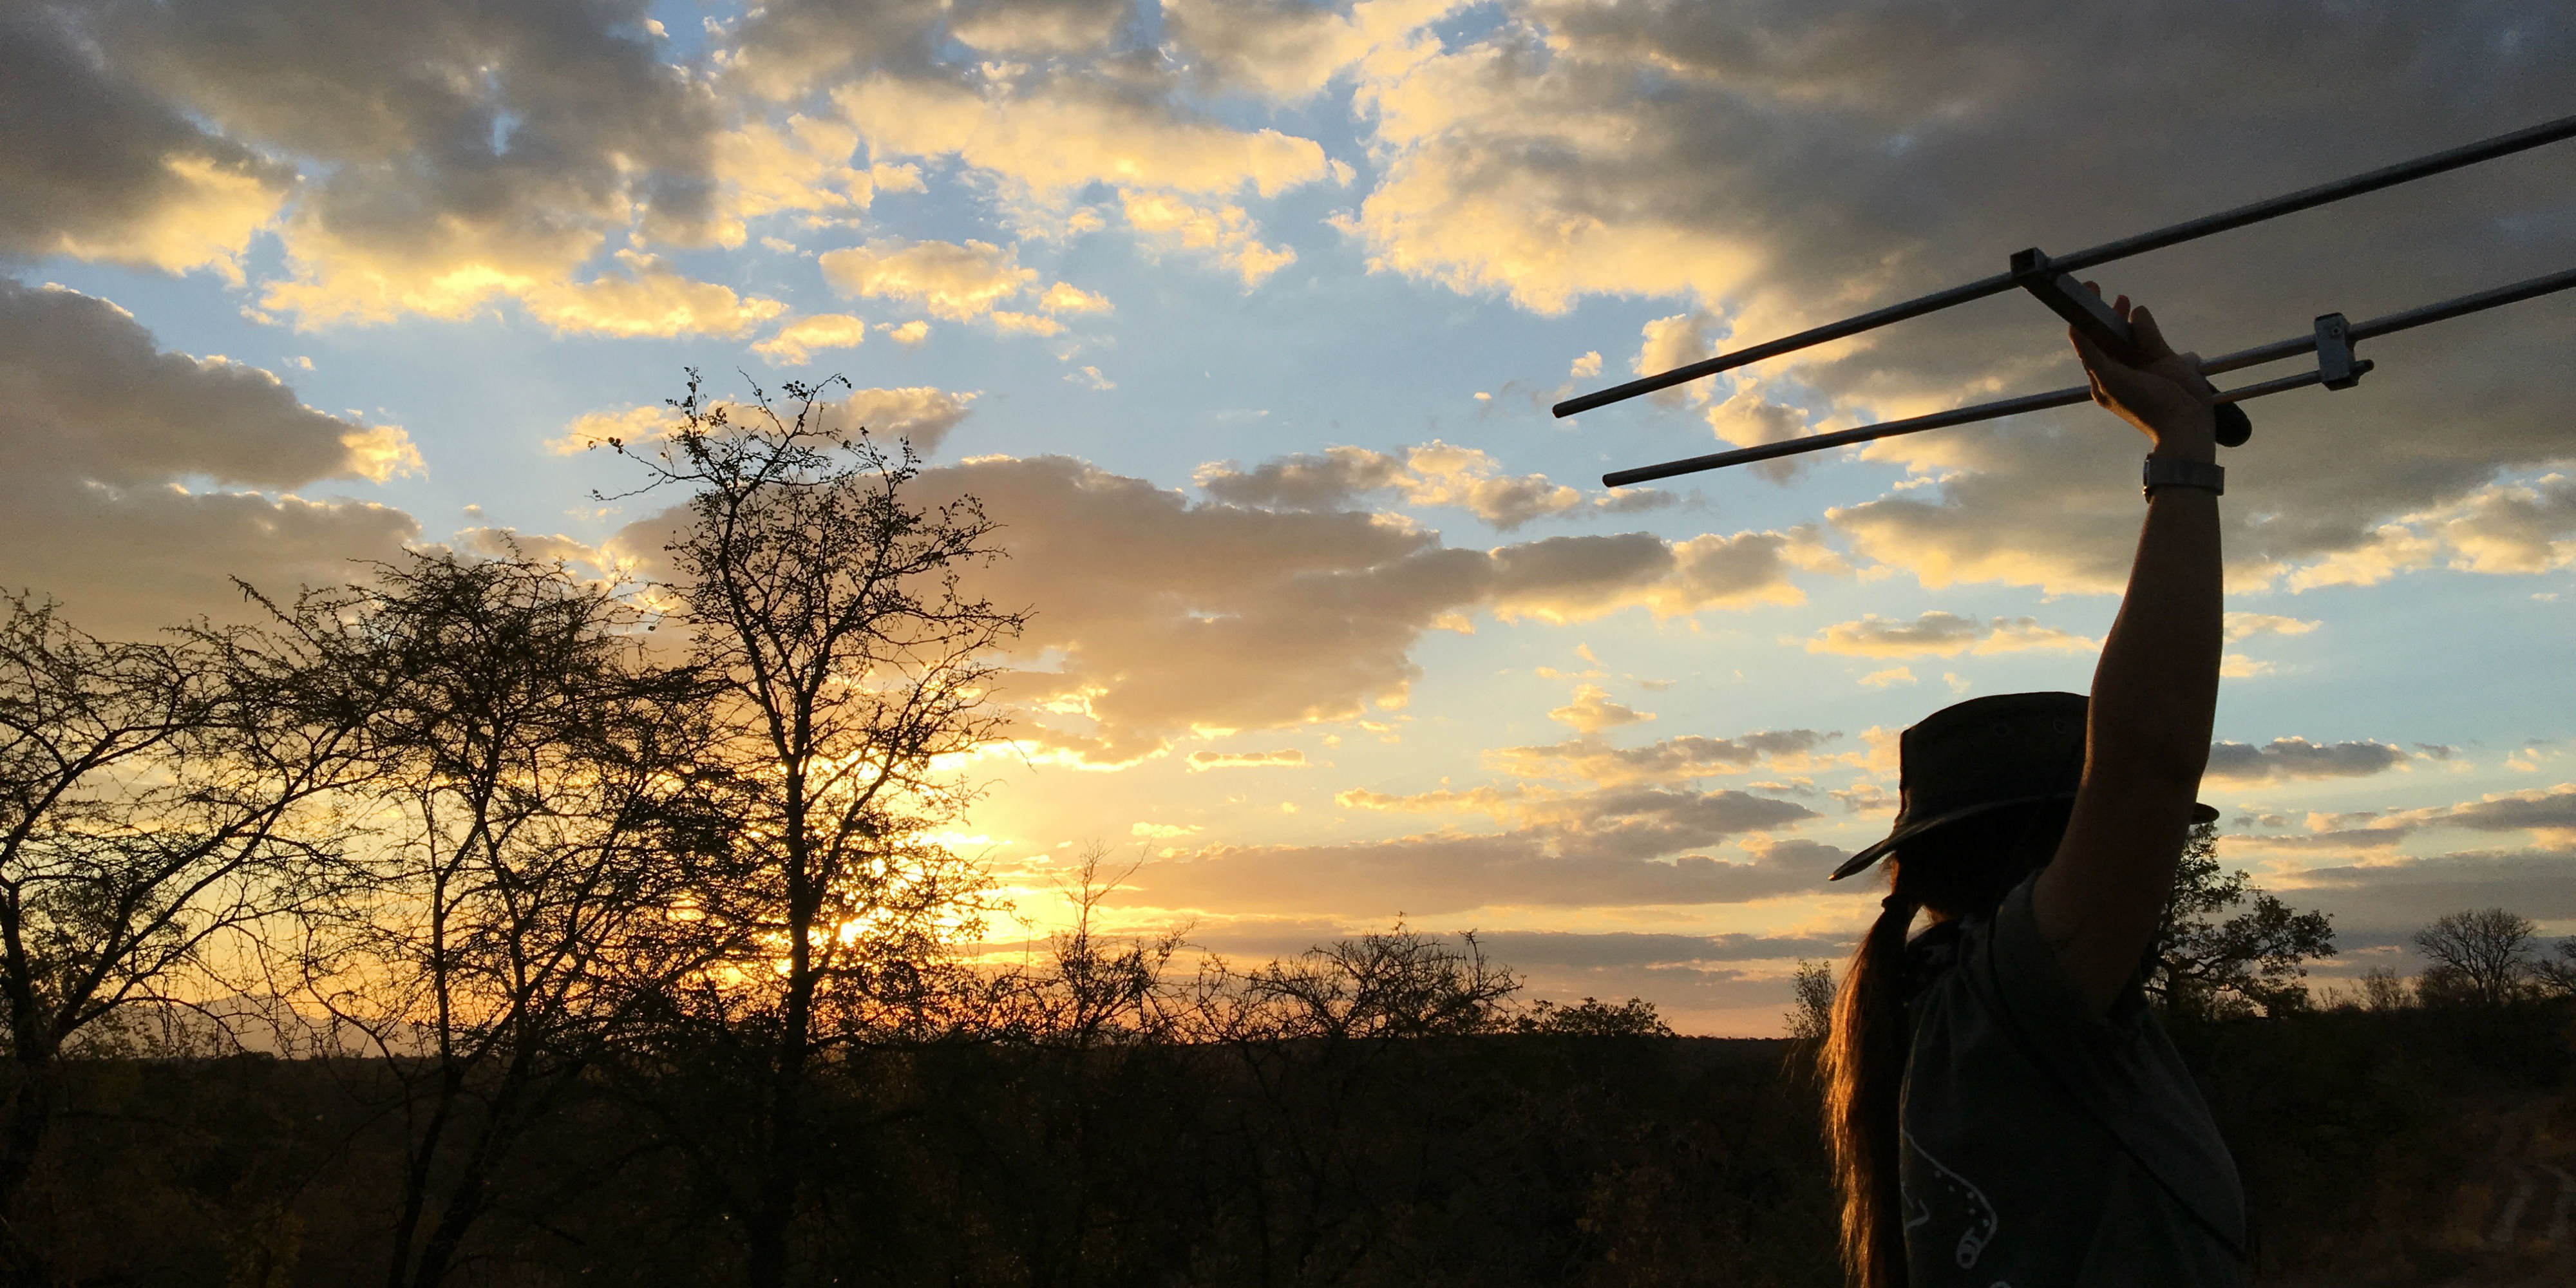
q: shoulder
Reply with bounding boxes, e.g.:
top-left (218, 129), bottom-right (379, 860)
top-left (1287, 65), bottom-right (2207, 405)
top-left (1987, 875), bottom-right (2153, 1050)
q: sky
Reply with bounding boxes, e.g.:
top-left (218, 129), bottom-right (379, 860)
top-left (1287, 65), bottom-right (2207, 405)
top-left (5, 0), bottom-right (2572, 1033)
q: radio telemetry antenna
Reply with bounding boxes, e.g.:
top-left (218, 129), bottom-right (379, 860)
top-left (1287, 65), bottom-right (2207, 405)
top-left (1557, 114), bottom-right (2576, 488)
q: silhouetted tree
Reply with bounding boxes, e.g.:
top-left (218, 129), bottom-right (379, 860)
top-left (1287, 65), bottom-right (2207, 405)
top-left (2528, 937), bottom-right (2576, 998)
top-left (280, 551), bottom-right (733, 1288)
top-left (2358, 965), bottom-right (2412, 1011)
top-left (607, 374), bottom-right (1027, 1287)
top-left (1784, 960), bottom-right (1835, 1043)
top-left (985, 844), bottom-right (1189, 1045)
top-left (1513, 996), bottom-right (1674, 1037)
top-left (2148, 821), bottom-right (2334, 1018)
top-left (2412, 908), bottom-right (2538, 1007)
top-left (1201, 924), bottom-right (1520, 1041)
top-left (0, 591), bottom-right (374, 1275)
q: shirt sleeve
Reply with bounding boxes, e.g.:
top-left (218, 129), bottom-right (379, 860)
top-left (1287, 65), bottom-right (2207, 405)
top-left (1954, 875), bottom-right (2253, 1260)
top-left (1978, 875), bottom-right (2148, 1072)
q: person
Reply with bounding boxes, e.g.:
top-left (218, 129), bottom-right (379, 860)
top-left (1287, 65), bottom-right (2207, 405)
top-left (1819, 289), bottom-right (2243, 1287)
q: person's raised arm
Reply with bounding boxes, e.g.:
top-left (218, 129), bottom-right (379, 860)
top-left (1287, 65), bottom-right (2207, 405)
top-left (2033, 289), bottom-right (2225, 1014)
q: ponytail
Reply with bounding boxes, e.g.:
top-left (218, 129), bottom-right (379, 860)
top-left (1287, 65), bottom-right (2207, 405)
top-left (1823, 888), bottom-right (1919, 1288)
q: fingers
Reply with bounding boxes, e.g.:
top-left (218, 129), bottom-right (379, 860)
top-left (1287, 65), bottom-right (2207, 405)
top-left (2067, 322), bottom-right (2117, 377)
top-left (2174, 351), bottom-right (2215, 397)
top-left (2128, 305), bottom-right (2179, 363)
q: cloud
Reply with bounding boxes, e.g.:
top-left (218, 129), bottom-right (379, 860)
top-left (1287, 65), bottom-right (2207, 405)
top-left (753, 313), bottom-right (871, 366)
top-left (1197, 442), bottom-right (1674, 531)
top-left (815, 59), bottom-right (1338, 282)
top-left (1470, 927), bottom-right (1853, 969)
top-left (516, 252), bottom-right (786, 339)
top-left (2445, 786), bottom-right (2576, 842)
top-left (1196, 445), bottom-right (1408, 509)
top-left (2222, 612), bottom-right (2321, 642)
top-left (1490, 729), bottom-right (1837, 787)
top-left (1859, 667), bottom-right (1916, 688)
top-left (1120, 191), bottom-right (1298, 285)
top-left (55, 0), bottom-right (746, 330)
top-left (834, 73), bottom-right (1336, 201)
top-left (990, 310), bottom-right (1065, 336)
top-left (842, 386), bottom-right (980, 453)
top-left (607, 454), bottom-right (1831, 764)
top-left (1548, 684), bottom-right (1651, 734)
top-left (2426, 473), bottom-right (2576, 574)
top-left (453, 527), bottom-right (614, 572)
top-left (720, 0), bottom-right (951, 102)
top-left (1804, 611), bottom-right (2096, 658)
top-left (703, 115), bottom-right (897, 241)
top-left (949, 0), bottom-right (1133, 55)
top-left (1039, 281), bottom-right (1112, 314)
top-left (1121, 800), bottom-right (1832, 916)
top-left (1161, 0), bottom-right (1461, 100)
top-left (1701, 385), bottom-right (1815, 482)
top-left (2230, 786), bottom-right (2576, 859)
top-left (2277, 847), bottom-right (2576, 927)
top-left (0, 13), bottom-right (292, 278)
top-left (0, 279), bottom-right (418, 634)
top-left (2202, 737), bottom-right (2410, 784)
top-left (1633, 312), bottom-right (1719, 406)
top-left (820, 238), bottom-right (1040, 321)
top-left (813, 238), bottom-right (1109, 335)
top-left (1186, 748), bottom-right (1310, 772)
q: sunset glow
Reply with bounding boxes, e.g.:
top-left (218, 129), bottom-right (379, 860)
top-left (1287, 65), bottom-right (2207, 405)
top-left (8, 0), bottom-right (2571, 1036)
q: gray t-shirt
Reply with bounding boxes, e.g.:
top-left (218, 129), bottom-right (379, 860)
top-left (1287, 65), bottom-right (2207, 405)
top-left (1900, 876), bottom-right (2248, 1286)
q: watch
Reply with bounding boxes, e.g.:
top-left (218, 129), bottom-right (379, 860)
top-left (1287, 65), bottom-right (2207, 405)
top-left (2142, 456), bottom-right (2225, 499)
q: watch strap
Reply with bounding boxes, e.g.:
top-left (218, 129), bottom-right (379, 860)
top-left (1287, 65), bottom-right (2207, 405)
top-left (2142, 456), bottom-right (2225, 498)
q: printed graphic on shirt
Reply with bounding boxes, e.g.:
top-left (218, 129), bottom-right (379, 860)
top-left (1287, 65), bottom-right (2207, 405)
top-left (1902, 1128), bottom-right (1999, 1270)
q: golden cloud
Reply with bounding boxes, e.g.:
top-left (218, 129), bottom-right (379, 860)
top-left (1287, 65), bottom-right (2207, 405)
top-left (819, 238), bottom-right (1039, 321)
top-left (1804, 611), bottom-right (2097, 659)
top-left (836, 74), bottom-right (1335, 199)
top-left (753, 313), bottom-right (871, 366)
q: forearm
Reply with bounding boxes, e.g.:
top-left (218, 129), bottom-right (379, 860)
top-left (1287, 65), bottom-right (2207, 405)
top-left (2087, 465), bottom-right (2224, 793)
top-left (2036, 343), bottom-right (2226, 1007)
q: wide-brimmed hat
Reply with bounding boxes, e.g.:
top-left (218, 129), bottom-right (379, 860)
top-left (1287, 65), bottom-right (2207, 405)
top-left (1828, 690), bottom-right (2220, 882)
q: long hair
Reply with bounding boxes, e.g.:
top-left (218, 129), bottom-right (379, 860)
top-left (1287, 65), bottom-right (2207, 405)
top-left (1821, 800), bottom-right (2070, 1288)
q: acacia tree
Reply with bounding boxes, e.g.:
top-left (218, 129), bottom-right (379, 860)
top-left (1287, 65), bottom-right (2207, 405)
top-left (0, 592), bottom-right (374, 1273)
top-left (1197, 925), bottom-right (1522, 1043)
top-left (607, 374), bottom-right (1026, 1287)
top-left (2148, 821), bottom-right (2336, 1019)
top-left (2413, 907), bottom-right (2539, 1007)
top-left (282, 553), bottom-right (734, 1288)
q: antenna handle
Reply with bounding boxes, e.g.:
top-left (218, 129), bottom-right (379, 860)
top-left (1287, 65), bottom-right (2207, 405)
top-left (2012, 248), bottom-right (2253, 447)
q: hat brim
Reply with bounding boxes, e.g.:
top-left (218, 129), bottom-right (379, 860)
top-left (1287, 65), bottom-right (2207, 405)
top-left (1828, 797), bottom-right (2221, 882)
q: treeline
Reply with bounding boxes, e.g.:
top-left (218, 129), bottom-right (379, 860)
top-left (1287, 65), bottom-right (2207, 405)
top-left (32, 938), bottom-right (2576, 1287)
top-left (43, 927), bottom-right (1841, 1287)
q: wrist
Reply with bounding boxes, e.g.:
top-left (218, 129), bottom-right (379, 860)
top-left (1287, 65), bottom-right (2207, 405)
top-left (2146, 433), bottom-right (2218, 465)
top-left (2145, 404), bottom-right (2220, 462)
top-left (2142, 455), bottom-right (2224, 500)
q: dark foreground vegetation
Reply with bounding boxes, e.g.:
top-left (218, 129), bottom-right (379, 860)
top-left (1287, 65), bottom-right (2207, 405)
top-left (15, 999), bottom-right (2576, 1287)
